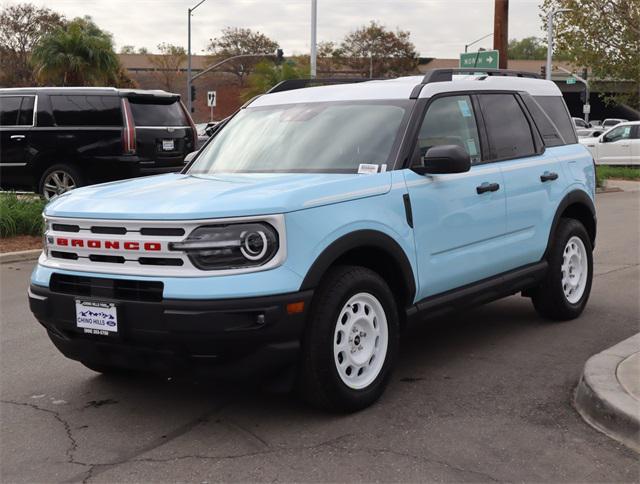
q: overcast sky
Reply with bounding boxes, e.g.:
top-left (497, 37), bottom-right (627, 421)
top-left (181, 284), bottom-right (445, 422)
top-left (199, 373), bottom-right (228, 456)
top-left (5, 0), bottom-right (544, 58)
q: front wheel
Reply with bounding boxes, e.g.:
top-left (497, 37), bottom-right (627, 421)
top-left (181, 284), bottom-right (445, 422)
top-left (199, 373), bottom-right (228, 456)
top-left (299, 266), bottom-right (399, 412)
top-left (531, 218), bottom-right (593, 321)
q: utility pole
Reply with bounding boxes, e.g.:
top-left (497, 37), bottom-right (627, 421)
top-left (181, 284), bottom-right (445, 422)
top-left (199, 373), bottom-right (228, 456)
top-left (493, 0), bottom-right (508, 69)
top-left (545, 8), bottom-right (572, 81)
top-left (310, 0), bottom-right (317, 78)
top-left (187, 0), bottom-right (206, 114)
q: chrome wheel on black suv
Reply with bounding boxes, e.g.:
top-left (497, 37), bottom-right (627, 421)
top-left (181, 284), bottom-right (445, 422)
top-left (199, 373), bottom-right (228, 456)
top-left (39, 164), bottom-right (83, 200)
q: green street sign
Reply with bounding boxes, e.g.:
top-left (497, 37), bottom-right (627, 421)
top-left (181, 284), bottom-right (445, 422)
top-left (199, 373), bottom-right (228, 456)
top-left (566, 77), bottom-right (577, 84)
top-left (459, 50), bottom-right (499, 69)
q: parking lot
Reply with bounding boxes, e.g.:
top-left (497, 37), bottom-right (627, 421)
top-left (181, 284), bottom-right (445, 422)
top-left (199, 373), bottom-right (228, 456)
top-left (1, 189), bottom-right (638, 483)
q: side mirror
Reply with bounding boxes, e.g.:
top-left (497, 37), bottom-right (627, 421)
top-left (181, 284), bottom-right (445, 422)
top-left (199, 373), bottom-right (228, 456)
top-left (412, 145), bottom-right (471, 175)
top-left (204, 125), bottom-right (216, 137)
top-left (184, 151), bottom-right (197, 163)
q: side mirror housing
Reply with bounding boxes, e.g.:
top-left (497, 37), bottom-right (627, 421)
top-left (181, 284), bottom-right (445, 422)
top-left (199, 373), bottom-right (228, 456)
top-left (412, 145), bottom-right (471, 175)
top-left (184, 151), bottom-right (197, 164)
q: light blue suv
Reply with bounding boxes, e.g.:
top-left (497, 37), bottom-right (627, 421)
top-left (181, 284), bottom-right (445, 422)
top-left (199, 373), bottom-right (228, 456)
top-left (29, 69), bottom-right (596, 412)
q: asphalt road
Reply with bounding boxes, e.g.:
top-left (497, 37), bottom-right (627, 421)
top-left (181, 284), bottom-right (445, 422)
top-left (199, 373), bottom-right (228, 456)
top-left (1, 191), bottom-right (639, 483)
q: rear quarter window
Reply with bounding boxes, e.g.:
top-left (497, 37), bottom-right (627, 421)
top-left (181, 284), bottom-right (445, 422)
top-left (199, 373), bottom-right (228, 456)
top-left (51, 95), bottom-right (122, 127)
top-left (533, 96), bottom-right (577, 145)
top-left (128, 100), bottom-right (188, 127)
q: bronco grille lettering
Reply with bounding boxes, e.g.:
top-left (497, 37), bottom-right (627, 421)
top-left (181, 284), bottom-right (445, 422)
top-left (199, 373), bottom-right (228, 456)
top-left (54, 238), bottom-right (161, 251)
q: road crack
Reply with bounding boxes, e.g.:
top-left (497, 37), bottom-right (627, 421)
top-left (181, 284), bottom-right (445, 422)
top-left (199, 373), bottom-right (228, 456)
top-left (1, 399), bottom-right (88, 469)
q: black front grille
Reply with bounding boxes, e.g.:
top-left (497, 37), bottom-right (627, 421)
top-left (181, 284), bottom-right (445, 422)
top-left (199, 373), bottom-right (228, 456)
top-left (50, 274), bottom-right (163, 302)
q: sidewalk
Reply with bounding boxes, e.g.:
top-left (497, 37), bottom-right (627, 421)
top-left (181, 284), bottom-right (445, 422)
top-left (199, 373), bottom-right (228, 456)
top-left (606, 179), bottom-right (640, 192)
top-left (575, 334), bottom-right (640, 452)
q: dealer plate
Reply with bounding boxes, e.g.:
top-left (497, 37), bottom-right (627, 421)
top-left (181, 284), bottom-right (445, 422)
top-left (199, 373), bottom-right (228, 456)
top-left (75, 300), bottom-right (118, 336)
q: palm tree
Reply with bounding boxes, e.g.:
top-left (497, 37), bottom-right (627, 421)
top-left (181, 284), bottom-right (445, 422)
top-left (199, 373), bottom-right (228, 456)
top-left (31, 17), bottom-right (119, 86)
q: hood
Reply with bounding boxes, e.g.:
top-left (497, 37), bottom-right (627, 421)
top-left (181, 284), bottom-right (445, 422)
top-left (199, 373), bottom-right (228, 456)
top-left (44, 172), bottom-right (392, 220)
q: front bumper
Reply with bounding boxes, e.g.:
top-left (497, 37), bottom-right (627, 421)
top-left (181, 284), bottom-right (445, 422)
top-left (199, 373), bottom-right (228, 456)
top-left (29, 284), bottom-right (313, 378)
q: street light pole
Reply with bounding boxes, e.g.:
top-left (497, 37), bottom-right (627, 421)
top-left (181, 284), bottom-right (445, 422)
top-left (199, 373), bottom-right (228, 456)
top-left (310, 0), bottom-right (317, 78)
top-left (187, 0), bottom-right (207, 113)
top-left (464, 32), bottom-right (493, 53)
top-left (545, 8), bottom-right (571, 81)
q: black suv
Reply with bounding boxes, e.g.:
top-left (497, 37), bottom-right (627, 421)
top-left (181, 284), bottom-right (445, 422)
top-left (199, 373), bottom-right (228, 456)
top-left (0, 88), bottom-right (196, 199)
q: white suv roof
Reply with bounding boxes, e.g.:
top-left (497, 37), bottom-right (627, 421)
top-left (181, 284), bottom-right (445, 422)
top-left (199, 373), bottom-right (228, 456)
top-left (252, 74), bottom-right (562, 108)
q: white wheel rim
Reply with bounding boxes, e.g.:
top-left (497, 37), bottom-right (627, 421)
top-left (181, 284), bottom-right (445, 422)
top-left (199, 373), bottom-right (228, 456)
top-left (43, 170), bottom-right (76, 200)
top-left (333, 292), bottom-right (388, 390)
top-left (561, 236), bottom-right (588, 304)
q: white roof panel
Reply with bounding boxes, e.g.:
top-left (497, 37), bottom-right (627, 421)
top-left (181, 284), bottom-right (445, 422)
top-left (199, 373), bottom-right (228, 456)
top-left (249, 73), bottom-right (562, 108)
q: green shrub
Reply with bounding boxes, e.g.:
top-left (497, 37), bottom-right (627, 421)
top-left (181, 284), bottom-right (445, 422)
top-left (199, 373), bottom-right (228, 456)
top-left (0, 193), bottom-right (46, 238)
top-left (596, 165), bottom-right (640, 182)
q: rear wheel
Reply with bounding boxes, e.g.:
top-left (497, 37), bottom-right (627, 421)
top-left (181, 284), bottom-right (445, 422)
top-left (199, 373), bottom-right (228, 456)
top-left (299, 265), bottom-right (399, 412)
top-left (38, 164), bottom-right (84, 200)
top-left (531, 218), bottom-right (593, 321)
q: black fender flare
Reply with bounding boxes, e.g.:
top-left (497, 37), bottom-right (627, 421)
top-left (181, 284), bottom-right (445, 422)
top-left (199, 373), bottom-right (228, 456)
top-left (300, 229), bottom-right (416, 303)
top-left (545, 189), bottom-right (597, 257)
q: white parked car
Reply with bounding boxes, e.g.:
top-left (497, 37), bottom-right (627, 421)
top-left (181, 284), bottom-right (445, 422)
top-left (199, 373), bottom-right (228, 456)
top-left (579, 121), bottom-right (640, 165)
top-left (601, 118), bottom-right (627, 129)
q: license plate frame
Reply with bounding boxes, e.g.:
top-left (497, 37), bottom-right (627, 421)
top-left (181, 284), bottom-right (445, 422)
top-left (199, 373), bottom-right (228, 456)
top-left (75, 299), bottom-right (118, 336)
top-left (162, 139), bottom-right (175, 151)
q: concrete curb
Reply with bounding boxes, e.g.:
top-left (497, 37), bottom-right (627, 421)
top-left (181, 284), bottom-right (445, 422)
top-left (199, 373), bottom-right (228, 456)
top-left (0, 249), bottom-right (41, 264)
top-left (574, 334), bottom-right (640, 453)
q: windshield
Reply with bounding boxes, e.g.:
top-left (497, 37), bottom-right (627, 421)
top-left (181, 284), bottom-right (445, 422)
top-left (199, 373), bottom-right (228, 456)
top-left (188, 100), bottom-right (411, 174)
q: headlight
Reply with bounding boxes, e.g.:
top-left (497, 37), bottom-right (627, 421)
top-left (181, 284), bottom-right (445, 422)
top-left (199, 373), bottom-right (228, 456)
top-left (169, 222), bottom-right (279, 270)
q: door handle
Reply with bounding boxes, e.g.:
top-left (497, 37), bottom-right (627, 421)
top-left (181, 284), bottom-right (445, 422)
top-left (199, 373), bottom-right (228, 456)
top-left (10, 135), bottom-right (25, 140)
top-left (476, 182), bottom-right (500, 194)
top-left (540, 171), bottom-right (559, 182)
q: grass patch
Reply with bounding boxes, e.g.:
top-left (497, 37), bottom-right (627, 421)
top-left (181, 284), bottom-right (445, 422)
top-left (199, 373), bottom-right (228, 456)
top-left (0, 193), bottom-right (46, 238)
top-left (596, 165), bottom-right (640, 186)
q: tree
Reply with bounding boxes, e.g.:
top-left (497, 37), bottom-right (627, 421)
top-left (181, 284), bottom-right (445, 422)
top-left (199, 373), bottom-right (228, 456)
top-left (339, 21), bottom-right (418, 78)
top-left (147, 42), bottom-right (186, 92)
top-left (31, 16), bottom-right (120, 86)
top-left (508, 37), bottom-right (547, 60)
top-left (0, 3), bottom-right (65, 86)
top-left (241, 60), bottom-right (305, 102)
top-left (540, 0), bottom-right (640, 108)
top-left (137, 46), bottom-right (149, 54)
top-left (317, 40), bottom-right (341, 74)
top-left (207, 27), bottom-right (279, 86)
top-left (119, 44), bottom-right (136, 54)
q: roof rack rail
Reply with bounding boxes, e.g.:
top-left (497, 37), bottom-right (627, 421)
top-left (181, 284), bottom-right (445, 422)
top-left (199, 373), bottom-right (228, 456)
top-left (421, 68), bottom-right (540, 84)
top-left (267, 77), bottom-right (375, 94)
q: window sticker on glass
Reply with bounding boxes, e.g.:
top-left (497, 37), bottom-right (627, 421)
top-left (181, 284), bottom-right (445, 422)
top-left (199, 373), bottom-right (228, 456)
top-left (466, 138), bottom-right (478, 156)
top-left (358, 163), bottom-right (381, 174)
top-left (457, 99), bottom-right (472, 118)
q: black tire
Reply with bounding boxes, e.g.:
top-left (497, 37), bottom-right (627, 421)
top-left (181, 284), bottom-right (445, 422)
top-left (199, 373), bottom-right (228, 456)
top-left (299, 265), bottom-right (400, 412)
top-left (532, 218), bottom-right (593, 321)
top-left (38, 163), bottom-right (84, 200)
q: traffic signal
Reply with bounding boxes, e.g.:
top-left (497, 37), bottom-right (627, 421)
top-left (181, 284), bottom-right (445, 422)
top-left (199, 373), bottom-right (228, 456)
top-left (540, 65), bottom-right (546, 79)
top-left (276, 48), bottom-right (284, 64)
top-left (190, 85), bottom-right (196, 102)
top-left (581, 68), bottom-right (588, 81)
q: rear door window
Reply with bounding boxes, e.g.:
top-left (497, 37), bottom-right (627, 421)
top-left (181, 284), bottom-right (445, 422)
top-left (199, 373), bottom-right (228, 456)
top-left (533, 96), bottom-right (577, 144)
top-left (478, 93), bottom-right (536, 160)
top-left (50, 95), bottom-right (122, 126)
top-left (17, 96), bottom-right (35, 125)
top-left (0, 96), bottom-right (22, 126)
top-left (0, 96), bottom-right (34, 126)
top-left (128, 100), bottom-right (188, 127)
